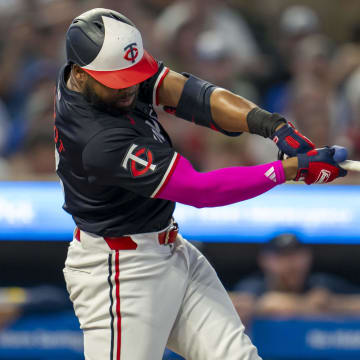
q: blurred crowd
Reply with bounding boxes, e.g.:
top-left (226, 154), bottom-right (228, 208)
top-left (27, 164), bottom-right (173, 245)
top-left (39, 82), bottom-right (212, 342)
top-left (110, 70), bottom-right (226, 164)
top-left (1, 0), bottom-right (360, 182)
top-left (230, 233), bottom-right (360, 328)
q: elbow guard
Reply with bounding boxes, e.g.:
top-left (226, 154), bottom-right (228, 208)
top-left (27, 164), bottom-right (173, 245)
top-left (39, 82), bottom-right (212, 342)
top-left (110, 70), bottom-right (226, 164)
top-left (173, 73), bottom-right (242, 137)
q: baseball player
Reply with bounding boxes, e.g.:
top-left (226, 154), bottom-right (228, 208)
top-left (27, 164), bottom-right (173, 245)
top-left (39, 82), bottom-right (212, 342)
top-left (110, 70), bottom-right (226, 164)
top-left (55, 8), bottom-right (347, 360)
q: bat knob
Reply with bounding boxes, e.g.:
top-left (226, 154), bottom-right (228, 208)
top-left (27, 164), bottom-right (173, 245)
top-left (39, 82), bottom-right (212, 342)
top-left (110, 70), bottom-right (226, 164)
top-left (331, 145), bottom-right (348, 163)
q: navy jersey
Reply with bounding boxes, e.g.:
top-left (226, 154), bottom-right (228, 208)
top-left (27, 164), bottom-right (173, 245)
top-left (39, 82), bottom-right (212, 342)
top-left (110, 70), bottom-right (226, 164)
top-left (54, 63), bottom-right (179, 236)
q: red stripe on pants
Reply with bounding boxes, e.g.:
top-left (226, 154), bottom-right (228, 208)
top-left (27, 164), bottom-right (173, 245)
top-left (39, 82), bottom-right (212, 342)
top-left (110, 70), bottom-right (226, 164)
top-left (115, 251), bottom-right (121, 360)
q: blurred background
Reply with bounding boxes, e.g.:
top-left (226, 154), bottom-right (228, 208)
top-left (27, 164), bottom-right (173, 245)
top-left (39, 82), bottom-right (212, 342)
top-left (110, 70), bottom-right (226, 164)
top-left (1, 0), bottom-right (360, 359)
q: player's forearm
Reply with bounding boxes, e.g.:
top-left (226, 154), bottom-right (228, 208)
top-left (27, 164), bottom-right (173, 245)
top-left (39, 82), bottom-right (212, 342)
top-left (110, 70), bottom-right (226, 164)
top-left (210, 88), bottom-right (288, 135)
top-left (210, 88), bottom-right (256, 132)
top-left (155, 155), bottom-right (288, 208)
top-left (328, 295), bottom-right (360, 313)
top-left (255, 292), bottom-right (304, 316)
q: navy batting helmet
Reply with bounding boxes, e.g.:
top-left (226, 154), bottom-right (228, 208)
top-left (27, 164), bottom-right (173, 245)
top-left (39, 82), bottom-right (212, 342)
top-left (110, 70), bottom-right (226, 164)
top-left (66, 8), bottom-right (158, 89)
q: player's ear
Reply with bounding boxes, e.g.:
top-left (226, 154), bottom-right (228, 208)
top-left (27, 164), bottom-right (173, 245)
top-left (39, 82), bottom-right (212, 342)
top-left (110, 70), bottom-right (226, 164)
top-left (72, 64), bottom-right (88, 83)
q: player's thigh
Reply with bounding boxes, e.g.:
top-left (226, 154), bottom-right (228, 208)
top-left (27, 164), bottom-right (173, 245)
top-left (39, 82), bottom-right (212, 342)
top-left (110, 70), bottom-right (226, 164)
top-left (64, 240), bottom-right (188, 360)
top-left (106, 248), bottom-right (190, 359)
top-left (167, 238), bottom-right (262, 360)
top-left (63, 243), bottom-right (114, 360)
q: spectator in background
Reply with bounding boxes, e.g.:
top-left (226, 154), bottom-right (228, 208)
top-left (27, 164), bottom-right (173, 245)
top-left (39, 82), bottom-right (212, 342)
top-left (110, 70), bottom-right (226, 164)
top-left (263, 4), bottom-right (321, 105)
top-left (278, 5), bottom-right (320, 61)
top-left (0, 100), bottom-right (12, 179)
top-left (194, 29), bottom-right (259, 102)
top-left (5, 130), bottom-right (57, 180)
top-left (230, 234), bottom-right (360, 326)
top-left (285, 34), bottom-right (335, 147)
top-left (264, 32), bottom-right (334, 123)
top-left (154, 0), bottom-right (262, 74)
top-left (154, 4), bottom-right (203, 71)
top-left (0, 0), bottom-right (78, 156)
top-left (0, 100), bottom-right (10, 154)
top-left (252, 34), bottom-right (336, 164)
top-left (331, 23), bottom-right (360, 160)
top-left (0, 285), bottom-right (72, 330)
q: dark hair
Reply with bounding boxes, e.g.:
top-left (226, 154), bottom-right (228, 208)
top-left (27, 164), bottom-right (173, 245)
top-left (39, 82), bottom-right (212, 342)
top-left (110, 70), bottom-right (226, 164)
top-left (262, 233), bottom-right (304, 254)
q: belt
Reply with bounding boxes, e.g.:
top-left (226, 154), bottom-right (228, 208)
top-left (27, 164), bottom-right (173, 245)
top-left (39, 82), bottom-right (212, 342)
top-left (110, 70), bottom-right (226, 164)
top-left (74, 221), bottom-right (178, 250)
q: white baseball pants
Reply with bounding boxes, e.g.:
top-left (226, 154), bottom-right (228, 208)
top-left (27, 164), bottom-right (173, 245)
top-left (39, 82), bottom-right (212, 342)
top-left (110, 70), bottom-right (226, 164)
top-left (63, 227), bottom-right (261, 360)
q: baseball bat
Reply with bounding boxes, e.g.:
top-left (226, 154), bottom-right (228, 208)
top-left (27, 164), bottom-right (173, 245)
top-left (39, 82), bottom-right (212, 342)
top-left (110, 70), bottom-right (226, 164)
top-left (338, 160), bottom-right (360, 172)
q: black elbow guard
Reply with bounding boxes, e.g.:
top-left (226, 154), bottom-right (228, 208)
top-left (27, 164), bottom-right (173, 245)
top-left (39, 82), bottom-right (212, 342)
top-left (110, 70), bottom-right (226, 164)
top-left (246, 107), bottom-right (287, 138)
top-left (174, 73), bottom-right (242, 137)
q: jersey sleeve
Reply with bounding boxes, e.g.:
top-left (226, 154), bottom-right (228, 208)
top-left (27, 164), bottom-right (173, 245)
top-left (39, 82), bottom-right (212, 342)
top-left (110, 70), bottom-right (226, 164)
top-left (82, 128), bottom-right (180, 198)
top-left (138, 61), bottom-right (169, 106)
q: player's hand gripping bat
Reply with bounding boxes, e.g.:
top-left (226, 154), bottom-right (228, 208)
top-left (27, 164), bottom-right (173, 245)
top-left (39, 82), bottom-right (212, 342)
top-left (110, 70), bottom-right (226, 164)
top-left (293, 145), bottom-right (359, 184)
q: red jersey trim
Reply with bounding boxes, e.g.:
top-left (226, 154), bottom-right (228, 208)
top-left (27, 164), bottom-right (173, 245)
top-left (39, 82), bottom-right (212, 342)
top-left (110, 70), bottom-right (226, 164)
top-left (153, 67), bottom-right (170, 106)
top-left (151, 152), bottom-right (181, 198)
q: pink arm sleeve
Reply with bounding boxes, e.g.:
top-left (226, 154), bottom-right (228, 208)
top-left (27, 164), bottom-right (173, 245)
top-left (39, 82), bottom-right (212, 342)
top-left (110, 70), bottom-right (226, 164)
top-left (154, 155), bottom-right (285, 208)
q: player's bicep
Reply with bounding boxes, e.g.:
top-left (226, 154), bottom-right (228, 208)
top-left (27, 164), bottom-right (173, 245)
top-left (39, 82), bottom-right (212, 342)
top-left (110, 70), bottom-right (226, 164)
top-left (82, 129), bottom-right (179, 198)
top-left (157, 70), bottom-right (187, 107)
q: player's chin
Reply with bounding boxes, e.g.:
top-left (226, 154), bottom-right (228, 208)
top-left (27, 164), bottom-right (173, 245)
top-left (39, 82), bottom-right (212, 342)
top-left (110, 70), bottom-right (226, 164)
top-left (115, 95), bottom-right (137, 113)
top-left (116, 93), bottom-right (136, 107)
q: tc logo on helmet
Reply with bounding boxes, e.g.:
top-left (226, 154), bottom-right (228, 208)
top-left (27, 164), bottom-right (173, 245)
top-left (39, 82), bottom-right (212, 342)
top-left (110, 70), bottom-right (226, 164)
top-left (122, 144), bottom-right (156, 177)
top-left (124, 42), bottom-right (139, 63)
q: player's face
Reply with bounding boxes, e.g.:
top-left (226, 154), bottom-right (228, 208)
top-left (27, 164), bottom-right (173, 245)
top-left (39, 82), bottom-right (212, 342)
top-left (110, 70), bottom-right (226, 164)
top-left (83, 74), bottom-right (140, 116)
top-left (260, 249), bottom-right (312, 292)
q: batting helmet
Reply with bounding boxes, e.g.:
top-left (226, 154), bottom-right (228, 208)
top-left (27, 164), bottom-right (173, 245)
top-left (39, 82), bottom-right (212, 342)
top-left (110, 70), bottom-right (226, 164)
top-left (66, 8), bottom-right (158, 89)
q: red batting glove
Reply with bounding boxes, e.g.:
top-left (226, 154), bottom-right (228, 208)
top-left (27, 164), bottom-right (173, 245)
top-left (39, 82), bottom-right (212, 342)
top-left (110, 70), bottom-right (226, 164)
top-left (295, 147), bottom-right (347, 184)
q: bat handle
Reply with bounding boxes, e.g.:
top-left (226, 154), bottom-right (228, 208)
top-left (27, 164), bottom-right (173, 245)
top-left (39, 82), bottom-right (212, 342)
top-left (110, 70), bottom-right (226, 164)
top-left (339, 160), bottom-right (360, 172)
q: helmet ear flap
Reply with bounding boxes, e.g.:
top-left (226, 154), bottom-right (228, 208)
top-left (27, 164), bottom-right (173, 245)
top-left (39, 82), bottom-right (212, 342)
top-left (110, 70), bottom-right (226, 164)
top-left (66, 26), bottom-right (102, 67)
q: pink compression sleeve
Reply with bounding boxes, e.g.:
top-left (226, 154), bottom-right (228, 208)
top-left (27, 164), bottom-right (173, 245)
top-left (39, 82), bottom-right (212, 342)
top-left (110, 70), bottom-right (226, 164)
top-left (155, 156), bottom-right (285, 208)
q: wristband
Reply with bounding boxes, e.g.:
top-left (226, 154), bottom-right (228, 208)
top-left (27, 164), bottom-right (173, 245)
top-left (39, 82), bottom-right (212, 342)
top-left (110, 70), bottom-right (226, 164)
top-left (246, 107), bottom-right (286, 138)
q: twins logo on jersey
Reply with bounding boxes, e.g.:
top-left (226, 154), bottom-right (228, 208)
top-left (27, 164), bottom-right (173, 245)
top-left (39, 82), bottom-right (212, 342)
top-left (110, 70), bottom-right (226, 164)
top-left (122, 144), bottom-right (157, 177)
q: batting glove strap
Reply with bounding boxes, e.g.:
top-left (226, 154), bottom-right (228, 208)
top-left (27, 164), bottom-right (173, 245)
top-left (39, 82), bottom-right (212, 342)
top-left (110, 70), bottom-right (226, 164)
top-left (296, 147), bottom-right (347, 184)
top-left (272, 122), bottom-right (315, 158)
